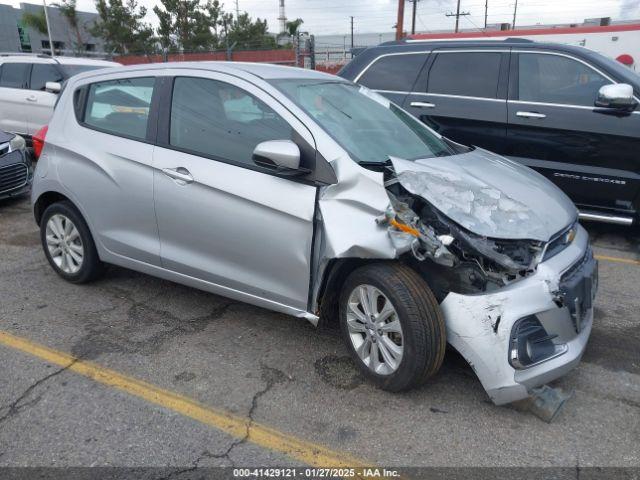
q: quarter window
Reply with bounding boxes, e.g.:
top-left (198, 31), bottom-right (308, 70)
top-left (358, 54), bottom-right (426, 91)
top-left (427, 52), bottom-right (502, 98)
top-left (83, 77), bottom-right (154, 140)
top-left (30, 64), bottom-right (63, 91)
top-left (0, 63), bottom-right (30, 89)
top-left (517, 53), bottom-right (610, 106)
top-left (170, 77), bottom-right (293, 167)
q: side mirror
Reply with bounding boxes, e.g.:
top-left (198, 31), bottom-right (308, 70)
top-left (45, 81), bottom-right (61, 93)
top-left (252, 140), bottom-right (307, 174)
top-left (595, 83), bottom-right (637, 110)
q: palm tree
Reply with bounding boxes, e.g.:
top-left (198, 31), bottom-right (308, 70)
top-left (54, 0), bottom-right (85, 54)
top-left (21, 8), bottom-right (49, 36)
top-left (286, 18), bottom-right (303, 37)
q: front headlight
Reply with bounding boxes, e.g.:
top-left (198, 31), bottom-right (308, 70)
top-left (9, 134), bottom-right (26, 152)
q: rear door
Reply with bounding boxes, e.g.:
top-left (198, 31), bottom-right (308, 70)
top-left (0, 62), bottom-right (30, 135)
top-left (26, 62), bottom-right (64, 134)
top-left (152, 72), bottom-right (318, 311)
top-left (60, 74), bottom-right (160, 265)
top-left (402, 49), bottom-right (510, 154)
top-left (354, 52), bottom-right (429, 106)
top-left (507, 50), bottom-right (640, 214)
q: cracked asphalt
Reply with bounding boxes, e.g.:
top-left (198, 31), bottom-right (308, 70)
top-left (0, 195), bottom-right (639, 471)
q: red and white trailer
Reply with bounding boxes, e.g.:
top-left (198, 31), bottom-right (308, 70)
top-left (408, 24), bottom-right (640, 71)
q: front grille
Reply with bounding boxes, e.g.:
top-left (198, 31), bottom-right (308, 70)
top-left (0, 163), bottom-right (28, 194)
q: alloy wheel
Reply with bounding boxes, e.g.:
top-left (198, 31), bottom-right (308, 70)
top-left (45, 214), bottom-right (84, 274)
top-left (346, 284), bottom-right (404, 375)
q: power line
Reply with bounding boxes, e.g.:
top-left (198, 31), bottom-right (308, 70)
top-left (408, 0), bottom-right (422, 35)
top-left (446, 0), bottom-right (470, 33)
top-left (395, 0), bottom-right (405, 40)
top-left (512, 0), bottom-right (518, 29)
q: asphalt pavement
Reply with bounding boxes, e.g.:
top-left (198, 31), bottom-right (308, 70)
top-left (0, 195), bottom-right (638, 477)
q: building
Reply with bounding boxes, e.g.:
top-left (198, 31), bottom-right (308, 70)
top-left (0, 2), bottom-right (107, 56)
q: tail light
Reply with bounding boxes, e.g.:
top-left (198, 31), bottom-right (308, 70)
top-left (32, 125), bottom-right (48, 160)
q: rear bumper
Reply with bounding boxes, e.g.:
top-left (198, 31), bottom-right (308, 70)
top-left (440, 224), bottom-right (595, 405)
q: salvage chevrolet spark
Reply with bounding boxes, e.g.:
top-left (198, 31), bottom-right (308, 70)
top-left (31, 63), bottom-right (597, 405)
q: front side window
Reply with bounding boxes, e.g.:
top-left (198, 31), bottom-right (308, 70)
top-left (358, 54), bottom-right (427, 91)
top-left (0, 63), bottom-right (30, 89)
top-left (427, 52), bottom-right (502, 98)
top-left (272, 79), bottom-right (454, 164)
top-left (170, 77), bottom-right (293, 166)
top-left (518, 53), bottom-right (610, 106)
top-left (83, 77), bottom-right (154, 140)
top-left (30, 64), bottom-right (63, 91)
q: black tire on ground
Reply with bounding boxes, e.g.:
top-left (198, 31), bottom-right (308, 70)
top-left (40, 200), bottom-right (105, 284)
top-left (339, 262), bottom-right (446, 392)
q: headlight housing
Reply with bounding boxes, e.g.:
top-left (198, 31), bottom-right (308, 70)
top-left (9, 134), bottom-right (26, 152)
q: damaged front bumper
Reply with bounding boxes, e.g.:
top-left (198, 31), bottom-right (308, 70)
top-left (440, 224), bottom-right (596, 405)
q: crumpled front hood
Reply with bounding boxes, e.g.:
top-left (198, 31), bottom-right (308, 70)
top-left (390, 149), bottom-right (577, 242)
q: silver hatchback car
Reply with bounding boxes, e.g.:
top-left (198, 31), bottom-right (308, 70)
top-left (31, 62), bottom-right (597, 405)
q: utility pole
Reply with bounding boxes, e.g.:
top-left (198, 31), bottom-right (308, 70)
top-left (512, 0), bottom-right (518, 29)
top-left (409, 0), bottom-right (420, 35)
top-left (235, 0), bottom-right (240, 20)
top-left (395, 0), bottom-right (405, 41)
top-left (445, 0), bottom-right (470, 33)
top-left (42, 0), bottom-right (55, 57)
top-left (484, 0), bottom-right (488, 29)
top-left (350, 16), bottom-right (354, 51)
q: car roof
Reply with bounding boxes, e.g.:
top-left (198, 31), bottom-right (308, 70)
top-left (54, 57), bottom-right (120, 67)
top-left (71, 61), bottom-right (341, 81)
top-left (0, 54), bottom-right (120, 67)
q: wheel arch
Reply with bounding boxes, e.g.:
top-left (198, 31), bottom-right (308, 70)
top-left (317, 258), bottom-right (403, 329)
top-left (33, 191), bottom-right (72, 226)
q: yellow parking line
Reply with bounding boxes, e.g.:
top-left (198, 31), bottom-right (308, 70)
top-left (595, 254), bottom-right (640, 266)
top-left (0, 330), bottom-right (369, 470)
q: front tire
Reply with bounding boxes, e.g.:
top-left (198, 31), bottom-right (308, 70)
top-left (339, 262), bottom-right (446, 392)
top-left (40, 201), bottom-right (104, 283)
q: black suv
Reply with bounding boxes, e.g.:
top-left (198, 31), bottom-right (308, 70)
top-left (339, 39), bottom-right (640, 225)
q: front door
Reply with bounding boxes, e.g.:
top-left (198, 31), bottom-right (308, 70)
top-left (26, 63), bottom-right (63, 134)
top-left (506, 51), bottom-right (640, 215)
top-left (402, 49), bottom-right (510, 154)
top-left (153, 73), bottom-right (318, 311)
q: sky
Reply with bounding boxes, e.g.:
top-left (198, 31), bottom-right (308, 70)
top-left (3, 0), bottom-right (640, 36)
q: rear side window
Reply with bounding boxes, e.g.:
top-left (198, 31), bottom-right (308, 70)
top-left (427, 52), bottom-right (502, 98)
top-left (517, 53), bottom-right (610, 106)
top-left (30, 64), bottom-right (64, 91)
top-left (0, 63), bottom-right (30, 89)
top-left (83, 77), bottom-right (154, 140)
top-left (358, 54), bottom-right (426, 91)
top-left (169, 77), bottom-right (293, 167)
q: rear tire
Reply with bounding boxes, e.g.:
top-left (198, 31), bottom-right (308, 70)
top-left (339, 262), bottom-right (446, 392)
top-left (40, 201), bottom-right (104, 284)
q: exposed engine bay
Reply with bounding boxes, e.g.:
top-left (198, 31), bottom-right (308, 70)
top-left (370, 159), bottom-right (550, 300)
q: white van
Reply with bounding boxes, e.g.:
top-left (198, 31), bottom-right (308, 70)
top-left (0, 54), bottom-right (119, 141)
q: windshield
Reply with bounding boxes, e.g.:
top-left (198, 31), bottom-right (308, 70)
top-left (271, 79), bottom-right (455, 164)
top-left (61, 65), bottom-right (112, 77)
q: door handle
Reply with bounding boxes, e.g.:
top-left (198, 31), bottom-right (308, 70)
top-left (410, 101), bottom-right (436, 109)
top-left (26, 95), bottom-right (37, 102)
top-left (516, 111), bottom-right (546, 119)
top-left (162, 167), bottom-right (194, 184)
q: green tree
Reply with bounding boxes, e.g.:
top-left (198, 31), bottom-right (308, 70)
top-left (285, 18), bottom-right (303, 37)
top-left (154, 0), bottom-right (218, 52)
top-left (21, 8), bottom-right (49, 36)
top-left (226, 12), bottom-right (275, 50)
top-left (53, 0), bottom-right (85, 53)
top-left (90, 0), bottom-right (156, 54)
